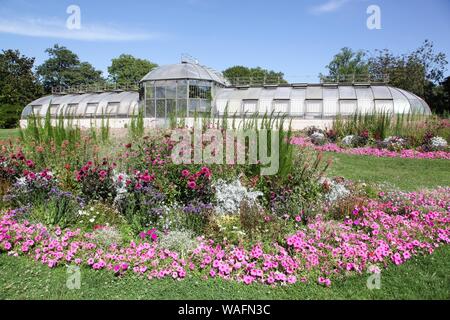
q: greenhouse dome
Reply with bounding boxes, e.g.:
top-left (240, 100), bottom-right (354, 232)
top-left (20, 58), bottom-right (432, 130)
top-left (140, 59), bottom-right (228, 119)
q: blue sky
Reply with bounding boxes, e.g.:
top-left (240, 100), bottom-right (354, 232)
top-left (1, 0), bottom-right (449, 82)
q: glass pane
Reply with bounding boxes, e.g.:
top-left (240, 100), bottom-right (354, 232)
top-left (166, 99), bottom-right (176, 117)
top-left (145, 84), bottom-right (154, 99)
top-left (146, 100), bottom-right (155, 117)
top-left (66, 104), bottom-right (78, 116)
top-left (273, 100), bottom-right (288, 113)
top-left (188, 99), bottom-right (199, 115)
top-left (106, 102), bottom-right (119, 115)
top-left (156, 86), bottom-right (165, 99)
top-left (166, 85), bottom-right (176, 99)
top-left (49, 104), bottom-right (59, 116)
top-left (189, 85), bottom-right (211, 99)
top-left (31, 105), bottom-right (42, 116)
top-left (177, 99), bottom-right (187, 117)
top-left (243, 100), bottom-right (258, 113)
top-left (156, 100), bottom-right (165, 118)
top-left (85, 103), bottom-right (98, 115)
top-left (177, 84), bottom-right (187, 98)
top-left (306, 100), bottom-right (322, 114)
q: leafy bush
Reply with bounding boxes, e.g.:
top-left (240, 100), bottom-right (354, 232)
top-left (214, 179), bottom-right (262, 215)
top-left (75, 160), bottom-right (116, 202)
top-left (0, 104), bottom-right (21, 129)
top-left (30, 188), bottom-right (82, 228)
top-left (92, 226), bottom-right (123, 247)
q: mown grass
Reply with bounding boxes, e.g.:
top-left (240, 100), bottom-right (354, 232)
top-left (0, 245), bottom-right (448, 300)
top-left (326, 152), bottom-right (450, 191)
top-left (0, 128), bottom-right (20, 140)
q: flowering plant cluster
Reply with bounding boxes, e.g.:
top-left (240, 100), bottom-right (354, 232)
top-left (177, 167), bottom-right (213, 205)
top-left (0, 149), bottom-right (32, 183)
top-left (1, 187), bottom-right (448, 287)
top-left (291, 137), bottom-right (450, 160)
top-left (75, 160), bottom-right (116, 201)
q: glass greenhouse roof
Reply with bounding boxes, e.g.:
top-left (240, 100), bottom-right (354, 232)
top-left (213, 84), bottom-right (431, 116)
top-left (22, 91), bottom-right (139, 118)
top-left (140, 61), bottom-right (229, 86)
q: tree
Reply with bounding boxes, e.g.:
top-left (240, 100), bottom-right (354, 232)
top-left (36, 44), bottom-right (104, 92)
top-left (324, 41), bottom-right (448, 114)
top-left (368, 40), bottom-right (448, 113)
top-left (322, 47), bottom-right (369, 81)
top-left (0, 49), bottom-right (43, 128)
top-left (223, 66), bottom-right (287, 84)
top-left (108, 54), bottom-right (158, 85)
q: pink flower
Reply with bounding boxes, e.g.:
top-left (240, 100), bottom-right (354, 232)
top-left (181, 169), bottom-right (190, 177)
top-left (25, 160), bottom-right (35, 168)
top-left (187, 181), bottom-right (197, 190)
top-left (243, 275), bottom-right (254, 285)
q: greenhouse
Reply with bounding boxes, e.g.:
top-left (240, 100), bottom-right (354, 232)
top-left (20, 59), bottom-right (432, 129)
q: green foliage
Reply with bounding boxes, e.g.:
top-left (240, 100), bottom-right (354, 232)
top-left (128, 107), bottom-right (145, 139)
top-left (0, 49), bottom-right (43, 106)
top-left (0, 49), bottom-right (43, 128)
top-left (108, 54), bottom-right (158, 85)
top-left (0, 104), bottom-right (22, 128)
top-left (19, 112), bottom-right (81, 148)
top-left (322, 47), bottom-right (369, 80)
top-left (36, 44), bottom-right (104, 92)
top-left (223, 65), bottom-right (288, 85)
top-left (324, 40), bottom-right (448, 114)
top-left (331, 111), bottom-right (449, 147)
top-left (30, 193), bottom-right (80, 229)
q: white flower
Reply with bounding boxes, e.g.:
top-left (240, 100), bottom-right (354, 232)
top-left (310, 132), bottom-right (326, 145)
top-left (341, 135), bottom-right (354, 146)
top-left (89, 218), bottom-right (95, 223)
top-left (15, 176), bottom-right (28, 188)
top-left (430, 136), bottom-right (447, 150)
top-left (214, 179), bottom-right (263, 215)
top-left (322, 178), bottom-right (350, 203)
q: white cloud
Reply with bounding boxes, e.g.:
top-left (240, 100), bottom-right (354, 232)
top-left (0, 17), bottom-right (160, 41)
top-left (309, 0), bottom-right (351, 14)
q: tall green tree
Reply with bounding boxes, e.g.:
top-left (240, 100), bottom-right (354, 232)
top-left (36, 44), bottom-right (104, 92)
top-left (0, 49), bottom-right (43, 128)
top-left (322, 47), bottom-right (369, 80)
top-left (324, 41), bottom-right (448, 114)
top-left (223, 66), bottom-right (287, 84)
top-left (108, 54), bottom-right (158, 85)
top-left (368, 40), bottom-right (448, 113)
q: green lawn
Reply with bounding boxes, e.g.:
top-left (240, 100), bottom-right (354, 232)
top-left (0, 150), bottom-right (449, 299)
top-left (326, 152), bottom-right (450, 191)
top-left (0, 128), bottom-right (20, 140)
top-left (0, 245), bottom-right (449, 300)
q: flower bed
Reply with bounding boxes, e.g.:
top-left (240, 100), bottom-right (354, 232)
top-left (1, 187), bottom-right (448, 287)
top-left (291, 137), bottom-right (450, 160)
